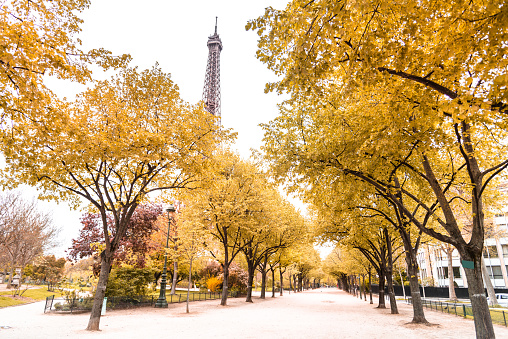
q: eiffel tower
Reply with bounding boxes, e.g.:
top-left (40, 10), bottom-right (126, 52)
top-left (202, 17), bottom-right (223, 126)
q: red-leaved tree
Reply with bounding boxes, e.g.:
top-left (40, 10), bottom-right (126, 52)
top-left (68, 204), bottom-right (162, 273)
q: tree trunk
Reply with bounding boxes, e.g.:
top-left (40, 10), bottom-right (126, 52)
top-left (186, 257), bottom-right (192, 313)
top-left (446, 246), bottom-right (458, 301)
top-left (359, 275), bottom-right (363, 299)
top-left (462, 254), bottom-right (495, 339)
top-left (340, 274), bottom-right (349, 293)
top-left (260, 270), bottom-right (267, 298)
top-left (398, 226), bottom-right (428, 323)
top-left (362, 274), bottom-right (366, 301)
top-left (354, 275), bottom-right (358, 296)
top-left (293, 274), bottom-right (297, 293)
top-left (221, 260), bottom-right (229, 306)
top-left (407, 257), bottom-right (427, 323)
top-left (6, 266), bottom-right (14, 289)
top-left (298, 273), bottom-right (303, 292)
top-left (378, 270), bottom-right (386, 309)
top-left (368, 267), bottom-right (373, 304)
top-left (170, 260), bottom-right (178, 295)
top-left (383, 228), bottom-right (398, 314)
top-left (386, 268), bottom-right (398, 314)
top-left (86, 253), bottom-right (113, 331)
top-left (271, 268), bottom-right (275, 298)
top-left (245, 258), bottom-right (255, 303)
top-left (398, 269), bottom-right (406, 300)
top-left (481, 256), bottom-right (498, 306)
top-left (260, 269), bottom-right (267, 299)
top-left (279, 268), bottom-right (284, 296)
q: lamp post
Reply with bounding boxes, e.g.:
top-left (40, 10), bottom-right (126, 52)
top-left (155, 204), bottom-right (176, 308)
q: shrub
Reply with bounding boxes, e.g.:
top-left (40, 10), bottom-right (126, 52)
top-left (206, 277), bottom-right (222, 292)
top-left (199, 261), bottom-right (222, 279)
top-left (219, 263), bottom-right (248, 293)
top-left (105, 266), bottom-right (156, 297)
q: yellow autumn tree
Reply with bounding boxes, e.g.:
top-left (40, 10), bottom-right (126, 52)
top-left (178, 150), bottom-right (265, 306)
top-left (170, 204), bottom-right (211, 313)
top-left (1, 0), bottom-right (130, 124)
top-left (0, 64), bottom-right (233, 331)
top-left (251, 2), bottom-right (507, 337)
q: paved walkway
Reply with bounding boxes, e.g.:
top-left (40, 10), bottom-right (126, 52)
top-left (1, 288), bottom-right (508, 338)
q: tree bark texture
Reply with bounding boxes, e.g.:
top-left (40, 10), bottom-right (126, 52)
top-left (220, 260), bottom-right (229, 306)
top-left (377, 271), bottom-right (386, 309)
top-left (86, 253), bottom-right (113, 331)
top-left (260, 270), bottom-right (267, 299)
top-left (170, 260), bottom-right (178, 295)
top-left (271, 268), bottom-right (276, 298)
top-left (384, 228), bottom-right (398, 314)
top-left (463, 256), bottom-right (495, 339)
top-left (368, 268), bottom-right (373, 304)
top-left (401, 239), bottom-right (427, 323)
top-left (259, 254), bottom-right (268, 299)
top-left (407, 258), bottom-right (427, 323)
top-left (245, 259), bottom-right (255, 303)
top-left (279, 268), bottom-right (284, 296)
top-left (362, 274), bottom-right (366, 301)
top-left (186, 257), bottom-right (192, 313)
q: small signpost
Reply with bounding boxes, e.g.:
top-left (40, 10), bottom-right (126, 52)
top-left (101, 297), bottom-right (107, 315)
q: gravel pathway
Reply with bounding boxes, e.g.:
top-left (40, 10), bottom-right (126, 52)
top-left (1, 288), bottom-right (508, 338)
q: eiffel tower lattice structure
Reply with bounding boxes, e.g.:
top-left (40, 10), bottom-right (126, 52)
top-left (202, 17), bottom-right (223, 125)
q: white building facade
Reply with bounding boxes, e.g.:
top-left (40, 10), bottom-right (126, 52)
top-left (417, 214), bottom-right (508, 289)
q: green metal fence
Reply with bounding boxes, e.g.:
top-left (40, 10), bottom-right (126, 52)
top-left (45, 290), bottom-right (244, 313)
top-left (408, 298), bottom-right (508, 327)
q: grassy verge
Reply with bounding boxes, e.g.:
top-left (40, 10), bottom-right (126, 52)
top-left (147, 289), bottom-right (204, 297)
top-left (0, 296), bottom-right (26, 307)
top-left (421, 300), bottom-right (508, 326)
top-left (0, 288), bottom-right (62, 308)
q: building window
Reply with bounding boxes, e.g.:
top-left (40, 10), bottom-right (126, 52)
top-left (443, 267), bottom-right (462, 279)
top-left (484, 246), bottom-right (498, 258)
top-left (503, 245), bottom-right (508, 258)
top-left (488, 266), bottom-right (503, 279)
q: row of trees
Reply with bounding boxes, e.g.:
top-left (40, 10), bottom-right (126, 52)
top-left (62, 151), bottom-right (320, 314)
top-left (176, 152), bottom-right (314, 305)
top-left (250, 1), bottom-right (508, 338)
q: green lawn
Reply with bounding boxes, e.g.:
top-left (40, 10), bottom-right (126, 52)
top-left (0, 288), bottom-right (62, 308)
top-left (422, 300), bottom-right (508, 327)
top-left (148, 289), bottom-right (205, 297)
top-left (0, 296), bottom-right (26, 307)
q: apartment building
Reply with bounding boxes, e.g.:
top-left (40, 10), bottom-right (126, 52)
top-left (417, 214), bottom-right (508, 288)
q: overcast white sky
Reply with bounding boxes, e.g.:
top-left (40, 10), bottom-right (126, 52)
top-left (28, 0), bottom-right (315, 257)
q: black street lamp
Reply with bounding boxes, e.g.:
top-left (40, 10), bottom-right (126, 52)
top-left (154, 204), bottom-right (176, 308)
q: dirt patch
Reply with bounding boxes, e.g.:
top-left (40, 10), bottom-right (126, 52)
top-left (403, 321), bottom-right (441, 328)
